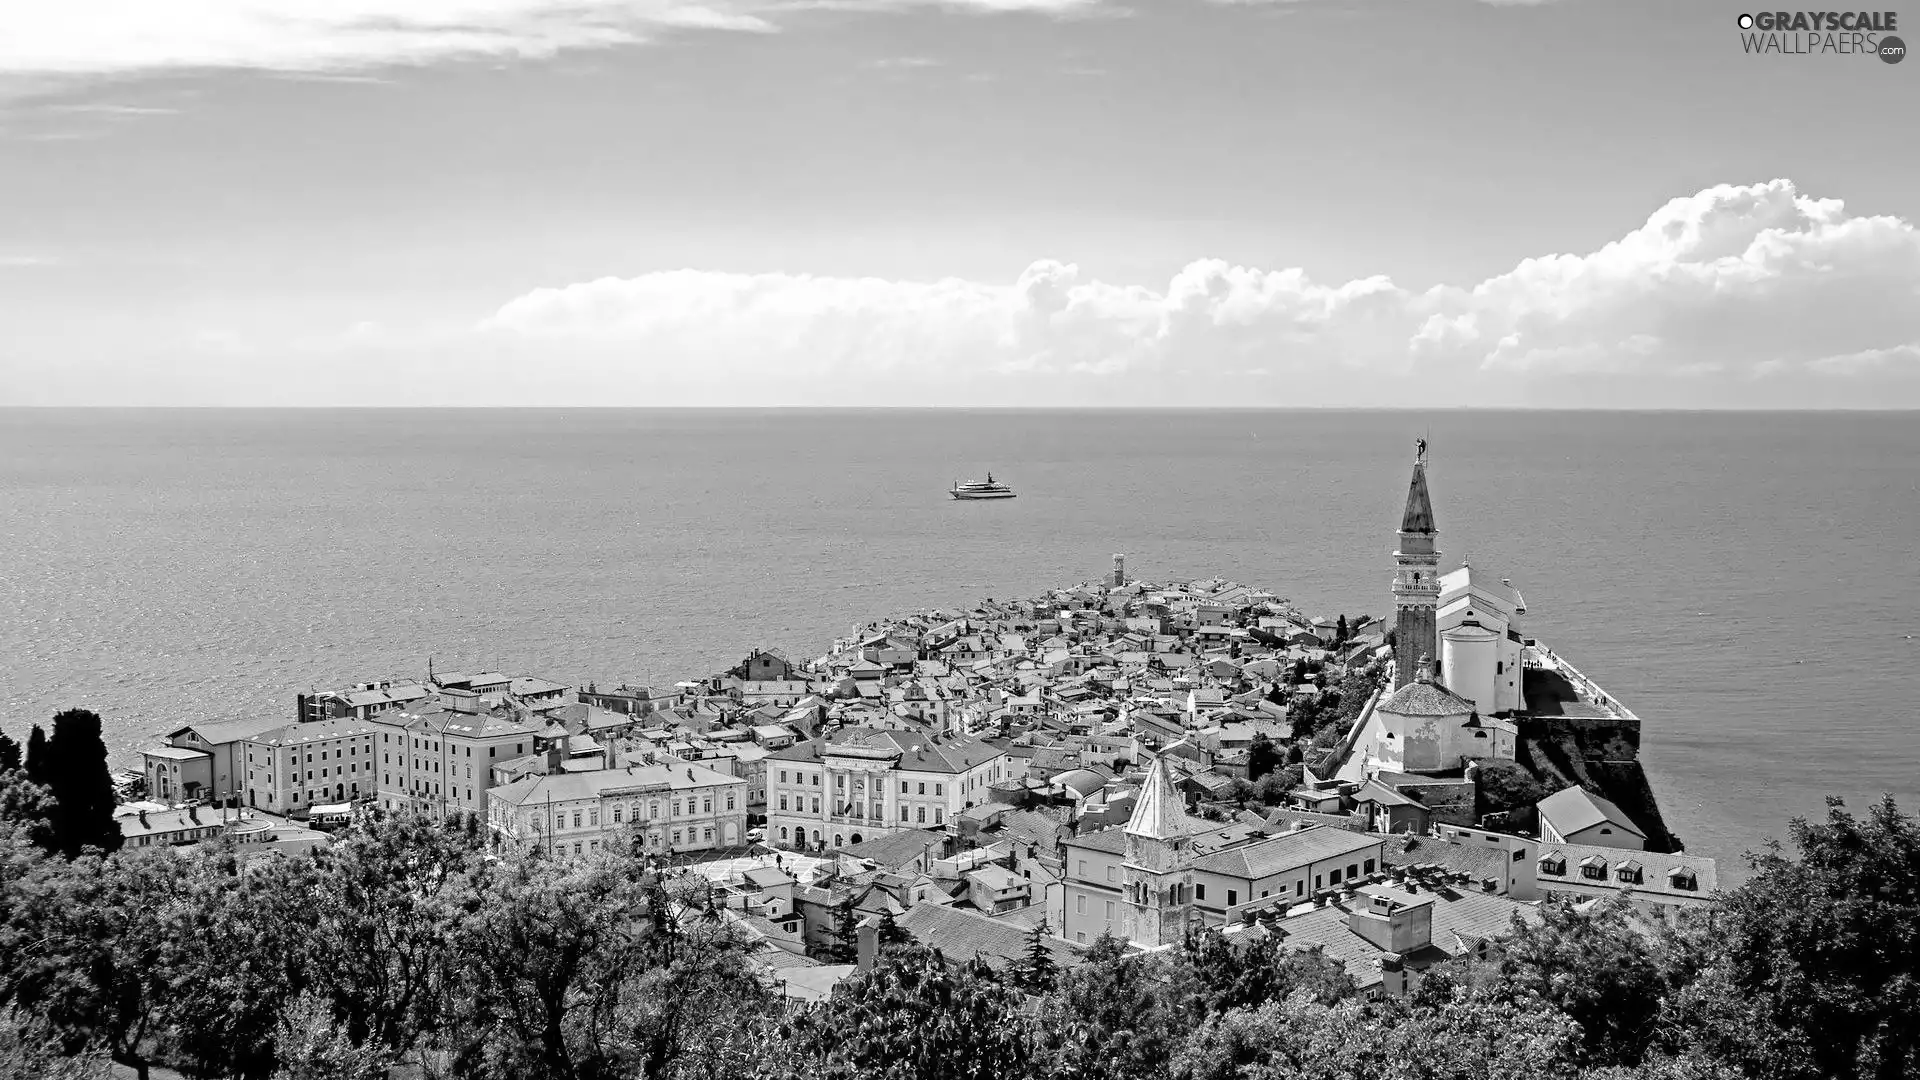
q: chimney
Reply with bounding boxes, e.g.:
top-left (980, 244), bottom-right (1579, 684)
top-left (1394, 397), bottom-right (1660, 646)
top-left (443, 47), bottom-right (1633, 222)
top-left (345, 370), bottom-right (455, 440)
top-left (137, 809), bottom-right (148, 828)
top-left (856, 915), bottom-right (881, 970)
top-left (1347, 892), bottom-right (1433, 956)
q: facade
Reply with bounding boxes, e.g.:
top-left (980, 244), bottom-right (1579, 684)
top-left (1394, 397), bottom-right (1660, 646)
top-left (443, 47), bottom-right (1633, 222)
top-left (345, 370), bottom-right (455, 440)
top-left (140, 717), bottom-right (281, 806)
top-left (1534, 840), bottom-right (1715, 915)
top-left (1189, 828), bottom-right (1387, 920)
top-left (242, 717), bottom-right (382, 813)
top-left (486, 761), bottom-right (749, 857)
top-left (1436, 566), bottom-right (1529, 717)
top-left (766, 728), bottom-right (1010, 851)
top-left (297, 680), bottom-right (433, 724)
top-left (1537, 786), bottom-right (1648, 850)
top-left (1391, 445), bottom-right (1440, 689)
top-left (371, 691), bottom-right (546, 818)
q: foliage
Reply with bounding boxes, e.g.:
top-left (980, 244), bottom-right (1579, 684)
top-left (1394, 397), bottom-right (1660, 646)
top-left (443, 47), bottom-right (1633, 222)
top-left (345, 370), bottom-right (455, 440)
top-left (1475, 759), bottom-right (1552, 819)
top-left (35, 711), bottom-right (123, 857)
top-left (4, 789), bottom-right (1920, 1080)
top-left (0, 732), bottom-right (20, 774)
top-left (769, 949), bottom-right (1034, 1080)
top-left (1709, 795), bottom-right (1920, 1080)
top-left (23, 726), bottom-right (48, 785)
top-left (1246, 734), bottom-right (1280, 781)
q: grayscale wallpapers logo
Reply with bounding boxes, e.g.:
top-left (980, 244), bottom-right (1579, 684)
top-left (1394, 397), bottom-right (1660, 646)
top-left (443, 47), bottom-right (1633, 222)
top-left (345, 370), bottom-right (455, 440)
top-left (1737, 10), bottom-right (1906, 61)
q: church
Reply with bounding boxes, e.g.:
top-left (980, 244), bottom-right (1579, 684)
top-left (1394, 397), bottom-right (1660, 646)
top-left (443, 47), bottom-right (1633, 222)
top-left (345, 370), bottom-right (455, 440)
top-left (1339, 442), bottom-right (1529, 782)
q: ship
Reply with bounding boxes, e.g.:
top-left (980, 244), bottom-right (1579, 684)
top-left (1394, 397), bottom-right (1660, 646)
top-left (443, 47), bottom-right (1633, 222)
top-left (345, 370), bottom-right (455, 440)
top-left (950, 472), bottom-right (1016, 500)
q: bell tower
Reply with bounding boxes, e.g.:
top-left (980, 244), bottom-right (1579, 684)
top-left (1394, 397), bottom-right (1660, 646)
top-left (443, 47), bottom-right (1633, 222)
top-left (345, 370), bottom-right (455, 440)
top-left (1121, 755), bottom-right (1194, 948)
top-left (1392, 439), bottom-right (1440, 689)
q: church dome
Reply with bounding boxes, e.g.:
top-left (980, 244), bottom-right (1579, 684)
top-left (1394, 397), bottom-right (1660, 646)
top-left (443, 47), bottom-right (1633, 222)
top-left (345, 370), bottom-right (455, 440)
top-left (1377, 679), bottom-right (1475, 718)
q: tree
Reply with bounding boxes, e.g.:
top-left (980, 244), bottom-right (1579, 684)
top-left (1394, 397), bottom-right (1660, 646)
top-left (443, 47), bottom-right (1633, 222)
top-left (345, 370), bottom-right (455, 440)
top-left (1016, 922), bottom-right (1057, 994)
top-left (1706, 795), bottom-right (1920, 1080)
top-left (1473, 760), bottom-right (1550, 819)
top-left (876, 908), bottom-right (911, 950)
top-left (23, 726), bottom-right (48, 785)
top-left (0, 773), bottom-right (58, 851)
top-left (1334, 615), bottom-right (1348, 645)
top-left (44, 711), bottom-right (122, 857)
top-left (1246, 735), bottom-right (1280, 782)
top-left (1470, 895), bottom-right (1666, 1067)
top-left (820, 900), bottom-right (860, 964)
top-left (0, 732), bottom-right (21, 773)
top-left (770, 948), bottom-right (1035, 1080)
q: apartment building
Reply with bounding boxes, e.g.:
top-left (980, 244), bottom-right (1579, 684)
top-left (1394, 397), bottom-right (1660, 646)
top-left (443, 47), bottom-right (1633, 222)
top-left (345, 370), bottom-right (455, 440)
top-left (766, 727), bottom-right (1010, 851)
top-left (242, 717), bottom-right (382, 812)
top-left (486, 760), bottom-right (750, 857)
top-left (371, 690), bottom-right (546, 818)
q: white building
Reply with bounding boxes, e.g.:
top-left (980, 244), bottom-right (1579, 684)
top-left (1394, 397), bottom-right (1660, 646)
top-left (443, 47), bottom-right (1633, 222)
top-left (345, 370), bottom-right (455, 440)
top-left (371, 690), bottom-right (545, 818)
top-left (765, 728), bottom-right (1010, 851)
top-left (1436, 565), bottom-right (1529, 717)
top-left (486, 760), bottom-right (749, 857)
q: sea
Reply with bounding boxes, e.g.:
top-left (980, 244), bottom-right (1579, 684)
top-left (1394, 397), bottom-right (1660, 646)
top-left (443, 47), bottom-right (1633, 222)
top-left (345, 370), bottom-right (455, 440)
top-left (3, 408), bottom-right (1916, 880)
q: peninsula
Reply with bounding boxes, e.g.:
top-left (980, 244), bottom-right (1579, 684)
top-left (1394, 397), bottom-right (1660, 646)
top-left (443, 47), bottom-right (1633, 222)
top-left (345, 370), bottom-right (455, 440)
top-left (123, 445), bottom-right (1709, 990)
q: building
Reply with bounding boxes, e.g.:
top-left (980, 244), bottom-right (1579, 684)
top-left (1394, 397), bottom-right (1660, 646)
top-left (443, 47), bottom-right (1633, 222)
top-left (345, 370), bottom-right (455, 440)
top-left (139, 717), bottom-right (281, 807)
top-left (766, 728), bottom-right (1010, 851)
top-left (297, 680), bottom-right (433, 724)
top-left (372, 690), bottom-right (546, 818)
top-left (1391, 441), bottom-right (1440, 689)
top-left (1436, 565), bottom-right (1528, 717)
top-left (1533, 841), bottom-right (1716, 916)
top-left (241, 717), bottom-right (382, 813)
top-left (486, 760), bottom-right (749, 857)
top-left (1536, 786), bottom-right (1647, 850)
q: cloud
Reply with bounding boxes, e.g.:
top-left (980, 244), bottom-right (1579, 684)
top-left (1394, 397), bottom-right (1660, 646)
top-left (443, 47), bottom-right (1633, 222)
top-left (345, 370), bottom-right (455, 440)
top-left (0, 0), bottom-right (1092, 78)
top-left (475, 180), bottom-right (1920, 405)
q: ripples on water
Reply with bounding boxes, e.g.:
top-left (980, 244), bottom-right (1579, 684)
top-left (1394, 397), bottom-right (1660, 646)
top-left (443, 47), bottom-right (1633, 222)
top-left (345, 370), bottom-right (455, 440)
top-left (2, 407), bottom-right (1916, 877)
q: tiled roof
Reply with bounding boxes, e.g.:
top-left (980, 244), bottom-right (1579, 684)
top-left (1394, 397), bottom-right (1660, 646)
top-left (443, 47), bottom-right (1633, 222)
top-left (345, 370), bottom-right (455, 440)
top-left (837, 828), bottom-right (947, 869)
top-left (169, 717), bottom-right (282, 746)
top-left (488, 760), bottom-right (741, 807)
top-left (245, 717), bottom-right (383, 747)
top-left (1188, 826), bottom-right (1382, 881)
top-left (1376, 679), bottom-right (1474, 718)
top-left (1538, 786), bottom-right (1645, 839)
top-left (896, 904), bottom-right (1081, 972)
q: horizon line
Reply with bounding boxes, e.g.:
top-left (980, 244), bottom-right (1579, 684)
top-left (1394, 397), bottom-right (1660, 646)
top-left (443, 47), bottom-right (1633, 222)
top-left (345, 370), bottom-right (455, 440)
top-left (5, 404), bottom-right (1920, 413)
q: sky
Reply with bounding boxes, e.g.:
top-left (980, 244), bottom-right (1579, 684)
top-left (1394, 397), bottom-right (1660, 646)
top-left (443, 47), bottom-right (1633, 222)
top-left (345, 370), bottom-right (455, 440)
top-left (0, 0), bottom-right (1916, 407)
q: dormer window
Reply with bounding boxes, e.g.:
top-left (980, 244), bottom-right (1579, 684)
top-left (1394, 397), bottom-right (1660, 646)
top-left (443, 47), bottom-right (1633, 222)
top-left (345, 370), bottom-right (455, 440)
top-left (1668, 868), bottom-right (1698, 891)
top-left (1616, 863), bottom-right (1644, 885)
top-left (1538, 856), bottom-right (1566, 876)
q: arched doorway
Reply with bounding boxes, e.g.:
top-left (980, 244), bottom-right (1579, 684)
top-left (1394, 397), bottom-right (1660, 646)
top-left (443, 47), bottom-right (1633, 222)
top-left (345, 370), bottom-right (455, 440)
top-left (850, 833), bottom-right (864, 845)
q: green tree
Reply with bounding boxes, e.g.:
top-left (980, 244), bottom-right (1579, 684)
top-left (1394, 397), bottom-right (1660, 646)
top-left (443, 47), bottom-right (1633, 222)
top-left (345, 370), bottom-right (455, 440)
top-left (769, 948), bottom-right (1035, 1080)
top-left (1246, 735), bottom-right (1280, 782)
top-left (0, 732), bottom-right (21, 773)
top-left (1706, 794), bottom-right (1920, 1080)
top-left (44, 710), bottom-right (122, 857)
top-left (0, 773), bottom-right (58, 851)
top-left (1472, 895), bottom-right (1665, 1067)
top-left (1334, 615), bottom-right (1348, 645)
top-left (1016, 922), bottom-right (1057, 994)
top-left (820, 899), bottom-right (860, 964)
top-left (23, 726), bottom-right (48, 785)
top-left (876, 908), bottom-right (911, 950)
top-left (1474, 760), bottom-right (1550, 819)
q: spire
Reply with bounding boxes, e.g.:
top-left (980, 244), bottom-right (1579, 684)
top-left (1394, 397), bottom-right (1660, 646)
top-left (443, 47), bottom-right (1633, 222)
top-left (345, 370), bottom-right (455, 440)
top-left (1401, 443), bottom-right (1435, 534)
top-left (1125, 754), bottom-right (1190, 840)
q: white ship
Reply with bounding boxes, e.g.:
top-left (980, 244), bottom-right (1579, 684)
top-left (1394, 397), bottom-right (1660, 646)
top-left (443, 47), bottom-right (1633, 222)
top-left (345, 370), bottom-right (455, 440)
top-left (950, 472), bottom-right (1016, 500)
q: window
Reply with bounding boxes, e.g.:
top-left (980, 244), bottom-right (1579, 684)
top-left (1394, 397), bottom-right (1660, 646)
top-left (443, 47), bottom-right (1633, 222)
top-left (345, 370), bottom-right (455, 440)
top-left (811, 774), bottom-right (819, 786)
top-left (702, 798), bottom-right (712, 814)
top-left (1295, 881), bottom-right (1305, 896)
top-left (1348, 863), bottom-right (1358, 878)
top-left (1581, 864), bottom-right (1606, 881)
top-left (1227, 889), bottom-right (1238, 906)
top-left (1104, 901), bottom-right (1114, 919)
top-left (812, 797), bottom-right (821, 814)
top-left (900, 782), bottom-right (908, 793)
top-left (572, 811), bottom-right (583, 828)
top-left (1329, 868), bottom-right (1342, 884)
top-left (1195, 884), bottom-right (1206, 900)
top-left (916, 807), bottom-right (926, 823)
top-left (1314, 874), bottom-right (1322, 889)
top-left (835, 775), bottom-right (844, 789)
top-left (934, 808), bottom-right (944, 824)
top-left (1105, 865), bottom-right (1116, 882)
top-left (934, 783), bottom-right (943, 796)
top-left (1512, 849), bottom-right (1525, 863)
top-left (1364, 858), bottom-right (1376, 874)
top-left (918, 783), bottom-right (926, 795)
top-left (779, 796), bottom-right (788, 810)
top-left (589, 809), bottom-right (599, 826)
top-left (1077, 860), bottom-right (1087, 877)
top-left (900, 806), bottom-right (909, 821)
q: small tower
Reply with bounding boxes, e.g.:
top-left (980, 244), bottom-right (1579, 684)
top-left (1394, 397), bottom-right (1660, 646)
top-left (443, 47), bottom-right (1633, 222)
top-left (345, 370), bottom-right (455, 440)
top-left (1392, 439), bottom-right (1441, 690)
top-left (1110, 554), bottom-right (1127, 589)
top-left (1121, 754), bottom-right (1195, 948)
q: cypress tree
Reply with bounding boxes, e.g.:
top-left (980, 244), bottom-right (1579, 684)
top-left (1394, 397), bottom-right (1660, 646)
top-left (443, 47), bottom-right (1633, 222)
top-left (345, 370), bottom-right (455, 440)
top-left (1019, 922), bottom-right (1057, 993)
top-left (24, 724), bottom-right (49, 784)
top-left (0, 731), bottom-right (20, 772)
top-left (46, 709), bottom-right (123, 856)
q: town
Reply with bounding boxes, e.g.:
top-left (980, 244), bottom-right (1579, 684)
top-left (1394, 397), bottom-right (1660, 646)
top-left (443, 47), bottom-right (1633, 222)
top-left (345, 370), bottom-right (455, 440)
top-left (120, 445), bottom-right (1714, 1001)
